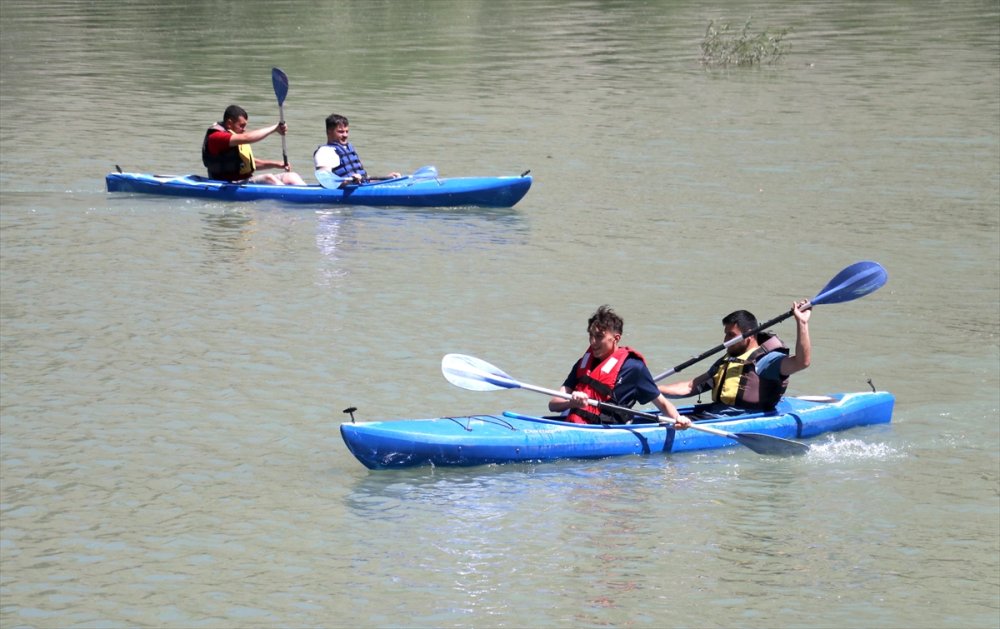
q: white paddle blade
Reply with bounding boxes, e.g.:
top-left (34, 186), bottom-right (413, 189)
top-left (441, 353), bottom-right (521, 392)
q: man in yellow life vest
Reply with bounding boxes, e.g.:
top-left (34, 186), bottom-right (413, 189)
top-left (548, 305), bottom-right (692, 429)
top-left (658, 300), bottom-right (812, 415)
top-left (202, 104), bottom-right (306, 185)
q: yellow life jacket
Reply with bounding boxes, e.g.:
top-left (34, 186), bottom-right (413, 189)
top-left (708, 334), bottom-right (789, 410)
top-left (237, 144), bottom-right (255, 177)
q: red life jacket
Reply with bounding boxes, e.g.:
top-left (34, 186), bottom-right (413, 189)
top-left (566, 346), bottom-right (645, 425)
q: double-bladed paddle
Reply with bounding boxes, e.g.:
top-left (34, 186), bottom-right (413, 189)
top-left (441, 353), bottom-right (810, 457)
top-left (315, 166), bottom-right (435, 190)
top-left (271, 67), bottom-right (290, 169)
top-left (652, 260), bottom-right (888, 382)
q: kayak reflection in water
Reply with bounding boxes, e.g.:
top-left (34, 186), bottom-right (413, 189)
top-left (548, 305), bottom-right (692, 429)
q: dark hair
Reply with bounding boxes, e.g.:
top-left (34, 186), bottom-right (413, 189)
top-left (223, 105), bottom-right (248, 122)
top-left (588, 305), bottom-right (623, 336)
top-left (325, 113), bottom-right (349, 130)
top-left (722, 310), bottom-right (758, 334)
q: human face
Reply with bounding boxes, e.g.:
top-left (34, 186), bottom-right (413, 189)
top-left (226, 116), bottom-right (249, 133)
top-left (588, 328), bottom-right (620, 361)
top-left (328, 123), bottom-right (349, 145)
top-left (723, 323), bottom-right (750, 356)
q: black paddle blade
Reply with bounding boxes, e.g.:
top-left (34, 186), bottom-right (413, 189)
top-left (731, 432), bottom-right (810, 456)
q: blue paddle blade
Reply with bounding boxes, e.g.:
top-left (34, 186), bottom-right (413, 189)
top-left (411, 165), bottom-right (439, 180)
top-left (442, 354), bottom-right (521, 392)
top-left (314, 170), bottom-right (342, 189)
top-left (811, 261), bottom-right (887, 306)
top-left (271, 67), bottom-right (289, 106)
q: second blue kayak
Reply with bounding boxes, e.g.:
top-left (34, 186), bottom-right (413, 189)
top-left (106, 171), bottom-right (532, 208)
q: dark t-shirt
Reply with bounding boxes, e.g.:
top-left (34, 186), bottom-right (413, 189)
top-left (561, 355), bottom-right (660, 409)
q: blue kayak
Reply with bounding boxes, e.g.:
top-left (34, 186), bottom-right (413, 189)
top-left (340, 391), bottom-right (895, 469)
top-left (105, 171), bottom-right (532, 208)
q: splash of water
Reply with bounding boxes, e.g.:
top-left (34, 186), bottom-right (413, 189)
top-left (807, 436), bottom-right (904, 462)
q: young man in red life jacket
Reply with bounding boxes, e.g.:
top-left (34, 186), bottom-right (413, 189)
top-left (548, 305), bottom-right (692, 429)
top-left (202, 104), bottom-right (307, 185)
top-left (658, 301), bottom-right (812, 417)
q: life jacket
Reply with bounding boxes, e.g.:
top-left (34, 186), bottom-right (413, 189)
top-left (202, 123), bottom-right (254, 181)
top-left (322, 142), bottom-right (368, 180)
top-left (566, 346), bottom-right (645, 425)
top-left (708, 333), bottom-right (789, 411)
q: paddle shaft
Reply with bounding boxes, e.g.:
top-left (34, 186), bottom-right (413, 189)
top-left (532, 382), bottom-right (809, 446)
top-left (444, 352), bottom-right (743, 434)
top-left (539, 381), bottom-right (744, 437)
top-left (441, 353), bottom-right (811, 455)
top-left (652, 304), bottom-right (804, 382)
top-left (314, 173), bottom-right (399, 190)
top-left (278, 103), bottom-right (288, 168)
top-left (652, 261), bottom-right (888, 383)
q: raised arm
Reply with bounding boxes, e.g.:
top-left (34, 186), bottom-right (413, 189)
top-left (228, 122), bottom-right (285, 146)
top-left (779, 299), bottom-right (812, 377)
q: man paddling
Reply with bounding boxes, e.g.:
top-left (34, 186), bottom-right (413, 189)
top-left (658, 300), bottom-right (812, 415)
top-left (202, 104), bottom-right (306, 185)
top-left (549, 305), bottom-right (691, 429)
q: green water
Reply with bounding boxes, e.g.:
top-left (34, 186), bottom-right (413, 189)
top-left (2, 1), bottom-right (998, 627)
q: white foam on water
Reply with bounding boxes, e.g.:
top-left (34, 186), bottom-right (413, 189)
top-left (806, 436), bottom-right (905, 462)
